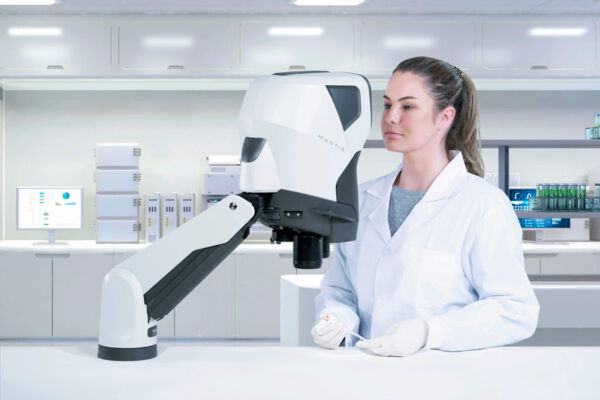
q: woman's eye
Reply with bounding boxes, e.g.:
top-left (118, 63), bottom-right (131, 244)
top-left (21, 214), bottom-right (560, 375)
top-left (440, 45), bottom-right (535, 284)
top-left (383, 103), bottom-right (391, 110)
top-left (403, 105), bottom-right (414, 110)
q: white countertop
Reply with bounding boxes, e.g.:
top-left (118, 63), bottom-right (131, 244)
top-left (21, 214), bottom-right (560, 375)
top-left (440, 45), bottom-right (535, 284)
top-left (2, 240), bottom-right (600, 255)
top-left (1, 345), bottom-right (599, 399)
top-left (0, 240), bottom-right (295, 254)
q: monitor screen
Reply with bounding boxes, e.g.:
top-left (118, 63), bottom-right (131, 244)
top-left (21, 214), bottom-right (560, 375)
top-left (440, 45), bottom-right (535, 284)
top-left (509, 188), bottom-right (570, 229)
top-left (17, 187), bottom-right (83, 230)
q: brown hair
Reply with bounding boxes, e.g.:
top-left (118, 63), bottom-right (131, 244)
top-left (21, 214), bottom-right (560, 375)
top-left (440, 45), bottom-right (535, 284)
top-left (393, 56), bottom-right (484, 177)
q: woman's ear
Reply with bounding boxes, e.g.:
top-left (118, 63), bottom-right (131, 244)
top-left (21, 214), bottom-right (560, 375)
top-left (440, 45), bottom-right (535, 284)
top-left (436, 106), bottom-right (456, 133)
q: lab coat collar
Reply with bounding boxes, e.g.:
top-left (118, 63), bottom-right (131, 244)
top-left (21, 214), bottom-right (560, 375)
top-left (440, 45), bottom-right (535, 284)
top-left (365, 150), bottom-right (469, 242)
top-left (365, 150), bottom-right (468, 202)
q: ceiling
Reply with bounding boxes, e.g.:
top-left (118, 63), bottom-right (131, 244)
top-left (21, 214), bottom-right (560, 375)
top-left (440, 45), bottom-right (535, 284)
top-left (0, 0), bottom-right (599, 15)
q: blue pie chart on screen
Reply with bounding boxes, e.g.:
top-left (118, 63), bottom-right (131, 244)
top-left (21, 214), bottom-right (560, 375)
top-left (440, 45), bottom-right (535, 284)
top-left (63, 192), bottom-right (70, 200)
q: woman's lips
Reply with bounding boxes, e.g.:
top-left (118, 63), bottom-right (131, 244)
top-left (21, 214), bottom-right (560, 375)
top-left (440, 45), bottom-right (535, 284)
top-left (385, 130), bottom-right (404, 137)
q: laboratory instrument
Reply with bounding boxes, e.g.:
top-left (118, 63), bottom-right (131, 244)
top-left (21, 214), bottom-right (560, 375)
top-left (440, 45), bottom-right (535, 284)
top-left (145, 194), bottom-right (161, 243)
top-left (94, 143), bottom-right (142, 243)
top-left (98, 71), bottom-right (371, 361)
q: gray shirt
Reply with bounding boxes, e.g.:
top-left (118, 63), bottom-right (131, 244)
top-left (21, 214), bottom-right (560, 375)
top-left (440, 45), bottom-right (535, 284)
top-left (388, 185), bottom-right (427, 236)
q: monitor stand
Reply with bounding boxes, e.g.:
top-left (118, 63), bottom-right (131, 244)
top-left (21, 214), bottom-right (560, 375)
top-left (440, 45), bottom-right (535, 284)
top-left (34, 230), bottom-right (69, 246)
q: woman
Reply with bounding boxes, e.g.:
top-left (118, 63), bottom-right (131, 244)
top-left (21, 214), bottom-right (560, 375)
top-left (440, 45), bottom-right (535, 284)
top-left (311, 56), bottom-right (539, 357)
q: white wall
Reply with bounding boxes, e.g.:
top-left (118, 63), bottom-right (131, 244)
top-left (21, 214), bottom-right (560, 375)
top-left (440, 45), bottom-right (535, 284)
top-left (2, 88), bottom-right (599, 240)
top-left (0, 88), bottom-right (3, 239)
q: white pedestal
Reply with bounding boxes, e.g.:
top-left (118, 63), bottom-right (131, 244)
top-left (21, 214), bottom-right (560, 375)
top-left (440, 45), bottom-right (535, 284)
top-left (280, 275), bottom-right (323, 346)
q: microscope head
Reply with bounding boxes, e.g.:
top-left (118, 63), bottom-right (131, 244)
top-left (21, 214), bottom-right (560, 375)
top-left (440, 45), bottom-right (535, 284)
top-left (238, 71), bottom-right (372, 268)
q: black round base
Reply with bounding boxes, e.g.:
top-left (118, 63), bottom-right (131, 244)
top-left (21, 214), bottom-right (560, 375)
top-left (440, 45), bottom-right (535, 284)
top-left (97, 344), bottom-right (157, 361)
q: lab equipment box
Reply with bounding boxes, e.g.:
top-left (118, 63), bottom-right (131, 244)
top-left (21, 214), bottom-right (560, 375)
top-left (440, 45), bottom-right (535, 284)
top-left (95, 219), bottom-right (141, 244)
top-left (145, 194), bottom-right (161, 243)
top-left (95, 170), bottom-right (141, 193)
top-left (203, 173), bottom-right (240, 195)
top-left (179, 193), bottom-right (196, 226)
top-left (96, 194), bottom-right (140, 218)
top-left (94, 143), bottom-right (141, 168)
top-left (162, 194), bottom-right (178, 237)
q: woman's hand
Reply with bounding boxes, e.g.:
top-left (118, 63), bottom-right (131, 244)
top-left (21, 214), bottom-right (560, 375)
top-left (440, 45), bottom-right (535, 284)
top-left (311, 314), bottom-right (349, 349)
top-left (356, 319), bottom-right (428, 357)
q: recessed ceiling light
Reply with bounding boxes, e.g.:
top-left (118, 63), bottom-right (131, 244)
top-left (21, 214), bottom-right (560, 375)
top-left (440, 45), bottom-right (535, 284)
top-left (529, 27), bottom-right (586, 36)
top-left (269, 27), bottom-right (324, 36)
top-left (0, 0), bottom-right (57, 5)
top-left (8, 27), bottom-right (62, 36)
top-left (293, 0), bottom-right (364, 6)
top-left (142, 36), bottom-right (195, 49)
top-left (384, 37), bottom-right (436, 49)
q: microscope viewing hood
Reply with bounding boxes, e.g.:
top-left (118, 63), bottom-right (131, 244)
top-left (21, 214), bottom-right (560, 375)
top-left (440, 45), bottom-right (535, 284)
top-left (97, 71), bottom-right (372, 361)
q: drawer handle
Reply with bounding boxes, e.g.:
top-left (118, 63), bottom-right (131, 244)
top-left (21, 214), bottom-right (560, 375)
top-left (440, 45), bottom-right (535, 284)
top-left (168, 65), bottom-right (184, 70)
top-left (525, 253), bottom-right (559, 258)
top-left (47, 65), bottom-right (64, 70)
top-left (35, 253), bottom-right (70, 259)
top-left (278, 254), bottom-right (293, 259)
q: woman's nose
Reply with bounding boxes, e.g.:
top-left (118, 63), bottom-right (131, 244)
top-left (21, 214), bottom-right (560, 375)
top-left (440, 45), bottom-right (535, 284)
top-left (385, 107), bottom-right (401, 124)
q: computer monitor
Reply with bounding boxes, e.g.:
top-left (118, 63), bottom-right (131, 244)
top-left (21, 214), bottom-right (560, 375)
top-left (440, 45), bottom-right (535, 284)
top-left (17, 186), bottom-right (83, 245)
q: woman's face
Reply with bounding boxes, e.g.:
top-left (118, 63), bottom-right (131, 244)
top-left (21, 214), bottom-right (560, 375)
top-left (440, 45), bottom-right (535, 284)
top-left (381, 71), bottom-right (454, 154)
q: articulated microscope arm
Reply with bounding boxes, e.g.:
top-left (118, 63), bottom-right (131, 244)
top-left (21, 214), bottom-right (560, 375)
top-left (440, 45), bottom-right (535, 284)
top-left (98, 193), bottom-right (264, 361)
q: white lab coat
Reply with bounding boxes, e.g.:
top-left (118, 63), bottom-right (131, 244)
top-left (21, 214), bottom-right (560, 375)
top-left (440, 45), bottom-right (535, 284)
top-left (315, 150), bottom-right (539, 351)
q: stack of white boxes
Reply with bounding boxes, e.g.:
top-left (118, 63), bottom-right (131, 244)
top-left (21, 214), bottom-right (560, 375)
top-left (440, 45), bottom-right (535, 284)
top-left (94, 143), bottom-right (142, 243)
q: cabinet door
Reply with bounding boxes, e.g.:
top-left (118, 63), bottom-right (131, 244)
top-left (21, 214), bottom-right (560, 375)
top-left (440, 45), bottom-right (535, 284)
top-left (240, 21), bottom-right (354, 71)
top-left (118, 21), bottom-right (233, 70)
top-left (361, 21), bottom-right (476, 72)
top-left (0, 21), bottom-right (112, 70)
top-left (0, 252), bottom-right (52, 337)
top-left (52, 250), bottom-right (114, 337)
top-left (174, 256), bottom-right (235, 338)
top-left (114, 250), bottom-right (175, 337)
top-left (235, 253), bottom-right (297, 338)
top-left (540, 253), bottom-right (599, 275)
top-left (483, 21), bottom-right (596, 70)
top-left (524, 256), bottom-right (541, 275)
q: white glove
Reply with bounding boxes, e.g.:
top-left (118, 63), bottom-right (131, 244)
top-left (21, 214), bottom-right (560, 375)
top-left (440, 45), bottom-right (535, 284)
top-left (311, 314), bottom-right (349, 350)
top-left (356, 318), bottom-right (428, 357)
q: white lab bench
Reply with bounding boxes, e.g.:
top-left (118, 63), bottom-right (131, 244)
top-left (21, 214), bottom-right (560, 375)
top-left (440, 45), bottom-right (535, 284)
top-left (1, 344), bottom-right (599, 399)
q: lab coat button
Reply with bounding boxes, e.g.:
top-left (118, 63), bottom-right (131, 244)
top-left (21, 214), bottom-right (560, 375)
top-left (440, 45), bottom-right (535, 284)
top-left (383, 247), bottom-right (392, 255)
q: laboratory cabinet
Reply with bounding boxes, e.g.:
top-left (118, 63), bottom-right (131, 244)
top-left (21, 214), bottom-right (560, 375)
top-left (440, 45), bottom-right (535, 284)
top-left (114, 248), bottom-right (175, 337)
top-left (239, 21), bottom-right (354, 72)
top-left (360, 21), bottom-right (477, 73)
top-left (0, 21), bottom-right (112, 71)
top-left (524, 256), bottom-right (541, 275)
top-left (0, 252), bottom-right (52, 338)
top-left (235, 253), bottom-right (297, 338)
top-left (540, 253), bottom-right (600, 275)
top-left (118, 21), bottom-right (234, 71)
top-left (482, 20), bottom-right (596, 71)
top-left (52, 249), bottom-right (113, 337)
top-left (174, 256), bottom-right (236, 338)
